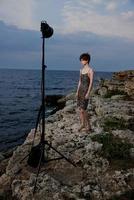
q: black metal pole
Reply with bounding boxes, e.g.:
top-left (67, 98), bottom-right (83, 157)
top-left (41, 36), bottom-right (45, 143)
top-left (20, 22), bottom-right (76, 194)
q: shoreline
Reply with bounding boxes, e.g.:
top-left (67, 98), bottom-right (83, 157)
top-left (0, 69), bottom-right (134, 200)
top-left (0, 94), bottom-right (67, 153)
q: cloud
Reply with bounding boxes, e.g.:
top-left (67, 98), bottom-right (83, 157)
top-left (60, 0), bottom-right (134, 40)
top-left (0, 20), bottom-right (134, 71)
top-left (0, 0), bottom-right (64, 32)
top-left (0, 0), bottom-right (37, 30)
top-left (0, 20), bottom-right (41, 68)
top-left (106, 1), bottom-right (117, 11)
top-left (121, 10), bottom-right (134, 19)
top-left (0, 21), bottom-right (40, 52)
top-left (0, 0), bottom-right (134, 41)
top-left (0, 0), bottom-right (134, 71)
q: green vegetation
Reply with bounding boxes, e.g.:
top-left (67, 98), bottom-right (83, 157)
top-left (104, 89), bottom-right (127, 98)
top-left (103, 116), bottom-right (128, 131)
top-left (122, 94), bottom-right (133, 101)
top-left (109, 189), bottom-right (134, 200)
top-left (91, 133), bottom-right (133, 161)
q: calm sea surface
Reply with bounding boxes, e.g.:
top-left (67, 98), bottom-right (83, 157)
top-left (0, 68), bottom-right (113, 151)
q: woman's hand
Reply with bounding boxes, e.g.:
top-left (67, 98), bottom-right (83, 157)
top-left (85, 93), bottom-right (89, 99)
top-left (75, 91), bottom-right (79, 98)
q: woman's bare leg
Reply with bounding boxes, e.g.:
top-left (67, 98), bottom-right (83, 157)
top-left (78, 108), bottom-right (86, 131)
top-left (84, 110), bottom-right (91, 130)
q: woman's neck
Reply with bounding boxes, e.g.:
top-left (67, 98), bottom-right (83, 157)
top-left (83, 63), bottom-right (89, 69)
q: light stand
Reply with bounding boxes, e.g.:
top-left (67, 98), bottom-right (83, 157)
top-left (20, 21), bottom-right (76, 194)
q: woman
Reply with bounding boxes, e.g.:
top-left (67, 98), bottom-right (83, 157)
top-left (76, 53), bottom-right (94, 132)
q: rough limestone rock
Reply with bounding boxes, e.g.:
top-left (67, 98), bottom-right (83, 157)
top-left (0, 70), bottom-right (134, 200)
top-left (125, 77), bottom-right (134, 98)
top-left (97, 86), bottom-right (108, 97)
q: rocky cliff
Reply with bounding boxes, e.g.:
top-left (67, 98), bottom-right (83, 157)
top-left (0, 70), bottom-right (134, 200)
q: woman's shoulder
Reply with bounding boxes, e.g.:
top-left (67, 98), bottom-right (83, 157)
top-left (88, 66), bottom-right (94, 74)
top-left (80, 66), bottom-right (94, 74)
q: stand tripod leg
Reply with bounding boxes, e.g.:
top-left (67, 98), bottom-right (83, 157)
top-left (45, 142), bottom-right (76, 167)
top-left (33, 145), bottom-right (44, 194)
top-left (19, 104), bottom-right (42, 164)
top-left (32, 104), bottom-right (42, 146)
top-left (20, 151), bottom-right (31, 163)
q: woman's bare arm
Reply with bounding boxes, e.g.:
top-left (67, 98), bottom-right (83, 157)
top-left (76, 69), bottom-right (82, 93)
top-left (86, 68), bottom-right (94, 96)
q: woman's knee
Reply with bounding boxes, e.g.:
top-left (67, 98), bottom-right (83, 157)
top-left (80, 108), bottom-right (85, 114)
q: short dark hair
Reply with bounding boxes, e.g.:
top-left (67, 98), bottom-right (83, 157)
top-left (79, 53), bottom-right (91, 63)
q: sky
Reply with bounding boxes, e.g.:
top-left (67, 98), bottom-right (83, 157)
top-left (0, 0), bottom-right (134, 72)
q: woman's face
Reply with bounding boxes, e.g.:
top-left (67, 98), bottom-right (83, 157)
top-left (80, 59), bottom-right (88, 65)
